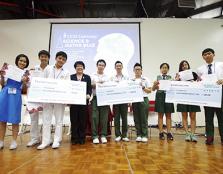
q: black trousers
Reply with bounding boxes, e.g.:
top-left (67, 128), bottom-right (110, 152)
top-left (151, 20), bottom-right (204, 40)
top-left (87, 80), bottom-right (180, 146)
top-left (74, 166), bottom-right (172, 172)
top-left (70, 105), bottom-right (88, 142)
top-left (204, 106), bottom-right (223, 140)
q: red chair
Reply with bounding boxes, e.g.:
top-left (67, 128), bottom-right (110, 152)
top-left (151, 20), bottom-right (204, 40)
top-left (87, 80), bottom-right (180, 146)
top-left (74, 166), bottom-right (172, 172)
top-left (149, 100), bottom-right (155, 112)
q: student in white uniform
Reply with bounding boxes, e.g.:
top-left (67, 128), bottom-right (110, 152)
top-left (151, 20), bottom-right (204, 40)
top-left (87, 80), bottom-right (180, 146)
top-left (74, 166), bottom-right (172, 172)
top-left (37, 51), bottom-right (70, 149)
top-left (132, 63), bottom-right (152, 143)
top-left (91, 59), bottom-right (110, 144)
top-left (27, 50), bottom-right (50, 147)
top-left (110, 61), bottom-right (129, 142)
top-left (197, 48), bottom-right (223, 145)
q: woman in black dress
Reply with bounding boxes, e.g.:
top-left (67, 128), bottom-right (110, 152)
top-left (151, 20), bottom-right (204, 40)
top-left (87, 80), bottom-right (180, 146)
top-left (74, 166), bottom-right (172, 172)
top-left (70, 61), bottom-right (92, 144)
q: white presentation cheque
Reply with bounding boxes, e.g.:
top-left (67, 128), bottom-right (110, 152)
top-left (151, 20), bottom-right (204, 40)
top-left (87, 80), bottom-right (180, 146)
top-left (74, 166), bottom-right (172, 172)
top-left (96, 81), bottom-right (144, 106)
top-left (165, 81), bottom-right (222, 108)
top-left (5, 65), bottom-right (24, 82)
top-left (27, 77), bottom-right (86, 105)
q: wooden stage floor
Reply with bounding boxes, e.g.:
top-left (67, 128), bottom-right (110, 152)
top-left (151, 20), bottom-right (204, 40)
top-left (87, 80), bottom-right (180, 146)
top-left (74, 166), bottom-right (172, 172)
top-left (0, 127), bottom-right (223, 174)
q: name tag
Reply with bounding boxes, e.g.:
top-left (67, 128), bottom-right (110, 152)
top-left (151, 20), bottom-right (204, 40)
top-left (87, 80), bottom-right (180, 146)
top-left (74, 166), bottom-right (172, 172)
top-left (8, 88), bottom-right (17, 94)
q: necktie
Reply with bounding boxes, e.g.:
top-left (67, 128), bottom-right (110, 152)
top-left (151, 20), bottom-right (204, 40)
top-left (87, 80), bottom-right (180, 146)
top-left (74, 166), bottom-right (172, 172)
top-left (162, 75), bottom-right (166, 80)
top-left (208, 64), bottom-right (212, 74)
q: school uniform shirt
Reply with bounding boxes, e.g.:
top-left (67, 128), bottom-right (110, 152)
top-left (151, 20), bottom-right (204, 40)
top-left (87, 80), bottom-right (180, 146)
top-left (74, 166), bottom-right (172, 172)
top-left (44, 65), bottom-right (70, 80)
top-left (197, 61), bottom-right (223, 80)
top-left (91, 73), bottom-right (110, 96)
top-left (132, 76), bottom-right (151, 97)
top-left (110, 74), bottom-right (129, 82)
top-left (27, 65), bottom-right (49, 111)
top-left (32, 65), bottom-right (48, 77)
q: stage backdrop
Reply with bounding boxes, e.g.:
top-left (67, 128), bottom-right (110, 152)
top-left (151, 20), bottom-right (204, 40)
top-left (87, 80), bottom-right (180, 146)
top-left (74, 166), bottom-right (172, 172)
top-left (49, 23), bottom-right (141, 77)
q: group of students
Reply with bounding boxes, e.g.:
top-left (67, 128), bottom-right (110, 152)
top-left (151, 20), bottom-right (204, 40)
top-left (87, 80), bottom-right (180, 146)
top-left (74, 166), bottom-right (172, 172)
top-left (0, 48), bottom-right (222, 150)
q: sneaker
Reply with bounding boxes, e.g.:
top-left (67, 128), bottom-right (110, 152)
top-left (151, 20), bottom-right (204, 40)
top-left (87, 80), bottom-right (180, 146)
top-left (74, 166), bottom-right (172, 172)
top-left (0, 141), bottom-right (4, 149)
top-left (191, 134), bottom-right (197, 142)
top-left (52, 142), bottom-right (60, 149)
top-left (37, 143), bottom-right (50, 150)
top-left (159, 132), bottom-right (165, 140)
top-left (141, 137), bottom-right (148, 143)
top-left (9, 140), bottom-right (17, 150)
top-left (167, 133), bottom-right (174, 140)
top-left (136, 136), bottom-right (142, 142)
top-left (205, 137), bottom-right (213, 145)
top-left (93, 138), bottom-right (99, 144)
top-left (185, 133), bottom-right (191, 142)
top-left (122, 137), bottom-right (130, 142)
top-left (27, 139), bottom-right (40, 147)
top-left (115, 136), bottom-right (122, 142)
top-left (101, 137), bottom-right (107, 144)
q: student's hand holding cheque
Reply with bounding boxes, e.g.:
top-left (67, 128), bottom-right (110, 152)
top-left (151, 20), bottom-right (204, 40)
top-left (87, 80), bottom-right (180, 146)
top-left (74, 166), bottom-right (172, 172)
top-left (152, 81), bottom-right (159, 91)
top-left (217, 79), bottom-right (223, 85)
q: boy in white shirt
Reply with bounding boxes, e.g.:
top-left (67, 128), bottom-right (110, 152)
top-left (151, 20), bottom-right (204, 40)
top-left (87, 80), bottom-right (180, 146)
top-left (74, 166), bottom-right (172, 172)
top-left (197, 48), bottom-right (223, 145)
top-left (27, 50), bottom-right (50, 147)
top-left (91, 59), bottom-right (110, 144)
top-left (37, 51), bottom-right (70, 149)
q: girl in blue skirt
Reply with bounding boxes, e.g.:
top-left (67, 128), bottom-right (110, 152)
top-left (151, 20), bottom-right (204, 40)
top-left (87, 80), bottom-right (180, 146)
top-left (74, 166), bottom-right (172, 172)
top-left (0, 54), bottom-right (29, 150)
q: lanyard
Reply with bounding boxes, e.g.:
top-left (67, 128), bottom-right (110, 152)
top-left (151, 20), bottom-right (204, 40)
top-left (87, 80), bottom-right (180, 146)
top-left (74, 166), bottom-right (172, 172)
top-left (53, 67), bottom-right (63, 79)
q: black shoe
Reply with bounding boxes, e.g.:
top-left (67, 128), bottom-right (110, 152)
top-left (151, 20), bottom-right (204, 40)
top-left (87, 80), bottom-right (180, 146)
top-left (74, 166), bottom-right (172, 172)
top-left (167, 133), bottom-right (174, 140)
top-left (159, 132), bottom-right (165, 140)
top-left (79, 140), bottom-right (85, 145)
top-left (205, 137), bottom-right (214, 145)
top-left (71, 140), bottom-right (79, 145)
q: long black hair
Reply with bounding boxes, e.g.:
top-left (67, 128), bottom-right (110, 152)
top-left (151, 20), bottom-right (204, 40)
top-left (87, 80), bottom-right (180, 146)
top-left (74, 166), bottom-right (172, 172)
top-left (178, 60), bottom-right (190, 72)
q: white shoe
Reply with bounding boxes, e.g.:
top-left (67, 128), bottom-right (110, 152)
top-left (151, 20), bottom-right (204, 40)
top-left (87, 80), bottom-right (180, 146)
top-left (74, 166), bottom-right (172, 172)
top-left (136, 136), bottom-right (142, 142)
top-left (37, 143), bottom-right (50, 150)
top-left (93, 138), bottom-right (99, 144)
top-left (52, 142), bottom-right (60, 149)
top-left (122, 137), bottom-right (130, 142)
top-left (9, 140), bottom-right (17, 150)
top-left (101, 137), bottom-right (107, 144)
top-left (0, 141), bottom-right (4, 149)
top-left (141, 137), bottom-right (148, 143)
top-left (27, 139), bottom-right (40, 147)
top-left (115, 136), bottom-right (121, 142)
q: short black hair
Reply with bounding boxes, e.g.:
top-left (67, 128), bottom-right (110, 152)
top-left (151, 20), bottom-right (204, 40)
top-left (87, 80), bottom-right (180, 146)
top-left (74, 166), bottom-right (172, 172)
top-left (38, 50), bottom-right (50, 58)
top-left (15, 54), bottom-right (29, 68)
top-left (160, 63), bottom-right (169, 70)
top-left (74, 61), bottom-right (85, 69)
top-left (134, 63), bottom-right (142, 69)
top-left (56, 51), bottom-right (67, 60)
top-left (115, 61), bottom-right (123, 67)
top-left (179, 60), bottom-right (190, 72)
top-left (202, 48), bottom-right (215, 55)
top-left (96, 59), bottom-right (106, 66)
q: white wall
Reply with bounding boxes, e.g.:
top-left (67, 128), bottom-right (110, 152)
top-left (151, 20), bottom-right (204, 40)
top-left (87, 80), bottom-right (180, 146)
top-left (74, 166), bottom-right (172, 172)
top-left (1, 18), bottom-right (223, 126)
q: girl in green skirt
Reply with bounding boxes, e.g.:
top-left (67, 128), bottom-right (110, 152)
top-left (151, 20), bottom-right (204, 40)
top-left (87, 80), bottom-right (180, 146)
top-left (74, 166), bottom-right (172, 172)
top-left (175, 60), bottom-right (201, 142)
top-left (153, 63), bottom-right (174, 140)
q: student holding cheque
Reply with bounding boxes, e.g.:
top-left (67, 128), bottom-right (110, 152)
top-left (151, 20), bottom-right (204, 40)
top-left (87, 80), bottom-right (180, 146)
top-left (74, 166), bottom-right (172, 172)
top-left (110, 61), bottom-right (129, 142)
top-left (175, 60), bottom-right (201, 142)
top-left (26, 50), bottom-right (50, 147)
top-left (0, 54), bottom-right (29, 150)
top-left (37, 51), bottom-right (70, 150)
top-left (132, 63), bottom-right (152, 143)
top-left (197, 48), bottom-right (223, 145)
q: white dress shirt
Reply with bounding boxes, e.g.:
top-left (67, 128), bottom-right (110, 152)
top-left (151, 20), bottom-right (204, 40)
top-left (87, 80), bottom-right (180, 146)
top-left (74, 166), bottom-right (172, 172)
top-left (91, 73), bottom-right (109, 96)
top-left (197, 61), bottom-right (223, 80)
top-left (132, 76), bottom-right (151, 97)
top-left (44, 65), bottom-right (70, 80)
